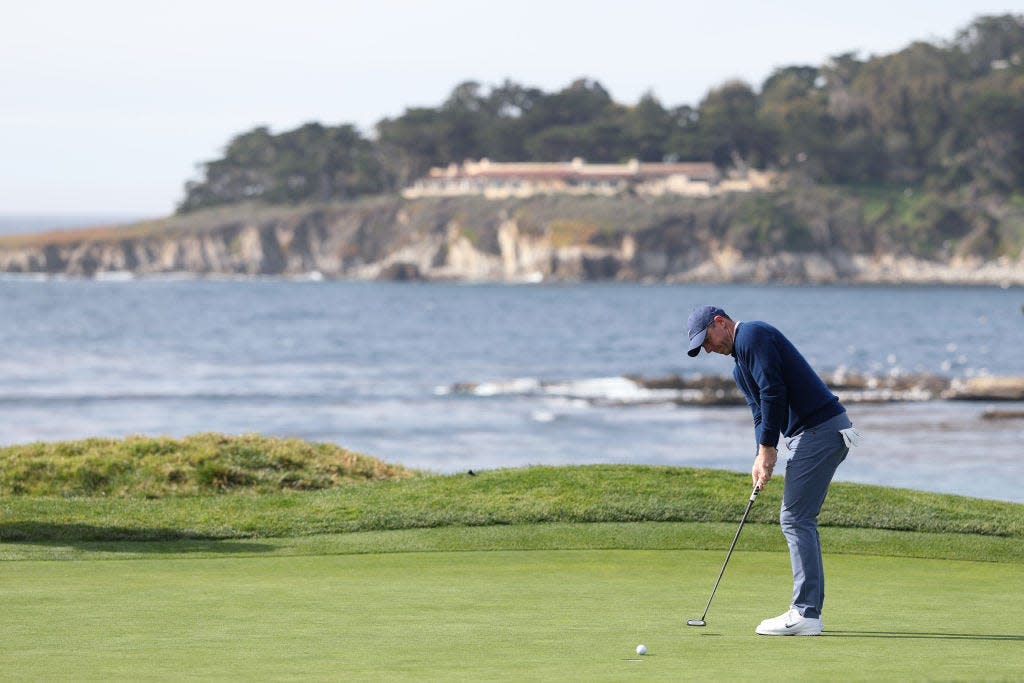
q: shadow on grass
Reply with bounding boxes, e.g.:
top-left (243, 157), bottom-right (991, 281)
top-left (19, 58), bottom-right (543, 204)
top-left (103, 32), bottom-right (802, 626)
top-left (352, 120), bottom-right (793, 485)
top-left (827, 630), bottom-right (1024, 642)
top-left (0, 522), bottom-right (274, 554)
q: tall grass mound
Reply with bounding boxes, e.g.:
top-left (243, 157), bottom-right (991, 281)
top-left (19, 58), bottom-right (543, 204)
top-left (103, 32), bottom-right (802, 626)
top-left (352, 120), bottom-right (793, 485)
top-left (1, 435), bottom-right (1021, 558)
top-left (0, 433), bottom-right (418, 498)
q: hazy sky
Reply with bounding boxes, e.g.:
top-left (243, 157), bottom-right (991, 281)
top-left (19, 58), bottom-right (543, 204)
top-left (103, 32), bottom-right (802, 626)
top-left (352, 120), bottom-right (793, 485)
top-left (1, 0), bottom-right (1017, 217)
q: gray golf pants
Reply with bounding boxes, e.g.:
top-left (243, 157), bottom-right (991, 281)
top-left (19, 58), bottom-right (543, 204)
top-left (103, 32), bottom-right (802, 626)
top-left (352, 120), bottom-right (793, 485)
top-left (781, 412), bottom-right (852, 620)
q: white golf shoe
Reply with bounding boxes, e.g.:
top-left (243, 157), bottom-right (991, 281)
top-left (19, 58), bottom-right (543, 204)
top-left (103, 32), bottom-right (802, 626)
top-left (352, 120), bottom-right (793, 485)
top-left (755, 608), bottom-right (823, 636)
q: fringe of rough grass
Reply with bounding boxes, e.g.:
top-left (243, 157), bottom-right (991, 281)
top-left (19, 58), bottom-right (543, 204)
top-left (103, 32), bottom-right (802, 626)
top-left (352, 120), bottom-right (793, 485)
top-left (0, 434), bottom-right (418, 498)
top-left (0, 436), bottom-right (1021, 549)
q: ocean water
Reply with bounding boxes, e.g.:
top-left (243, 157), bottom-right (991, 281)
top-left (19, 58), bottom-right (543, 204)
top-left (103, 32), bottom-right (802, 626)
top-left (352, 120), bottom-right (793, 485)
top-left (1, 278), bottom-right (1022, 502)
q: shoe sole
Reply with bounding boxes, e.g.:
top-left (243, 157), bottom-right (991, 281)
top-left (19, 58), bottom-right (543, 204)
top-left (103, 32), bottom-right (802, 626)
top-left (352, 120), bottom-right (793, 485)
top-left (753, 626), bottom-right (823, 638)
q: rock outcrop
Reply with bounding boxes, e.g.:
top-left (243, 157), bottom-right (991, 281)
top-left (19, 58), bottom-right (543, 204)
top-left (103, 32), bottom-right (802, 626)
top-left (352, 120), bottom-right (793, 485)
top-left (1, 195), bottom-right (1023, 285)
top-left (447, 372), bottom-right (1024, 406)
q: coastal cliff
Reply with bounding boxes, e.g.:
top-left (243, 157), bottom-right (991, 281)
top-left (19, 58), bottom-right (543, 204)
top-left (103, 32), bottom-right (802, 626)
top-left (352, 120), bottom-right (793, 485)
top-left (1, 191), bottom-right (1022, 285)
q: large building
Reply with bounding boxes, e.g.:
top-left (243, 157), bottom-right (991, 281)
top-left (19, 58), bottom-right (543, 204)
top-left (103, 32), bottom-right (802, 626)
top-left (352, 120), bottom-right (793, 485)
top-left (402, 158), bottom-right (774, 199)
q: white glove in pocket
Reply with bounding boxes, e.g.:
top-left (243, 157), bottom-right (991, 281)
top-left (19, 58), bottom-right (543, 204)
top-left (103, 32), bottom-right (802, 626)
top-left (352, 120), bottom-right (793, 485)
top-left (840, 427), bottom-right (863, 448)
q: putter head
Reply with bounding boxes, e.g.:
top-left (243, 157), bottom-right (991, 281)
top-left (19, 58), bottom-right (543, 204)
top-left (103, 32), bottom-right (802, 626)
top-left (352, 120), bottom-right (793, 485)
top-left (686, 619), bottom-right (706, 627)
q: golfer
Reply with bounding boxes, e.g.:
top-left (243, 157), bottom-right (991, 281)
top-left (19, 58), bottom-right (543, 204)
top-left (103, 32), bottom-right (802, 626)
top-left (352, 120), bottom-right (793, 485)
top-left (686, 305), bottom-right (860, 636)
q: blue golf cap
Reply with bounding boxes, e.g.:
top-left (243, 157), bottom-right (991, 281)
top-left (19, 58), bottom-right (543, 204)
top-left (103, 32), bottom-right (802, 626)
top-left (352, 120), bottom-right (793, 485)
top-left (686, 305), bottom-right (727, 357)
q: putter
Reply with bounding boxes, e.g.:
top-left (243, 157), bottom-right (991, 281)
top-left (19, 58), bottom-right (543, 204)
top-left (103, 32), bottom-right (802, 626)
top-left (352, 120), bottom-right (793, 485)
top-left (687, 484), bottom-right (761, 627)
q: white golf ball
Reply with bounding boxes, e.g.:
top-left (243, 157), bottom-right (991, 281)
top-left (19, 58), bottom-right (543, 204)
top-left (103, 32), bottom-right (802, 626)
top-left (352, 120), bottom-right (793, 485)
top-left (636, 644), bottom-right (648, 656)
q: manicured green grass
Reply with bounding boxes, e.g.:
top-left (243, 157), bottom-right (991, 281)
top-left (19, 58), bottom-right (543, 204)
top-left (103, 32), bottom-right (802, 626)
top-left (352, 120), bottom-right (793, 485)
top-left (1, 463), bottom-right (1020, 560)
top-left (2, 436), bottom-right (1022, 679)
top-left (1, 534), bottom-right (1022, 681)
top-left (2, 521), bottom-right (1023, 566)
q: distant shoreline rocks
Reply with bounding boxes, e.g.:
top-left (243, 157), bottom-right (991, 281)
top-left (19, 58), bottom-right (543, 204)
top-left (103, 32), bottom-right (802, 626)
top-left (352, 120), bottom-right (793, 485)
top-left (446, 373), bottom-right (1024, 406)
top-left (0, 196), bottom-right (1022, 286)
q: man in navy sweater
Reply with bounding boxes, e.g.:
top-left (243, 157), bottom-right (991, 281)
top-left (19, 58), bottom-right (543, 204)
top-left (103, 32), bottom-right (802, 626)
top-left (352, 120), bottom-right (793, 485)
top-left (686, 305), bottom-right (858, 636)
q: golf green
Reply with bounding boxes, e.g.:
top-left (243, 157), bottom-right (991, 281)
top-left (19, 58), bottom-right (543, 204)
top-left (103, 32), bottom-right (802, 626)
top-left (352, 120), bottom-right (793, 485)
top-left (1, 539), bottom-right (1021, 680)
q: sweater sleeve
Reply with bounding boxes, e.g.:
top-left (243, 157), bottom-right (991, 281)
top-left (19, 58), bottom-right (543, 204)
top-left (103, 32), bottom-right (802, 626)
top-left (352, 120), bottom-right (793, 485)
top-left (745, 331), bottom-right (788, 448)
top-left (732, 364), bottom-right (762, 436)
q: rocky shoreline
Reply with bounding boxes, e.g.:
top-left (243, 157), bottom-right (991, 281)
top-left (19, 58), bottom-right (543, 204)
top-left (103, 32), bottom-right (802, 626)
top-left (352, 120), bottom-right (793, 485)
top-left (1, 196), bottom-right (1022, 285)
top-left (448, 373), bottom-right (1024, 406)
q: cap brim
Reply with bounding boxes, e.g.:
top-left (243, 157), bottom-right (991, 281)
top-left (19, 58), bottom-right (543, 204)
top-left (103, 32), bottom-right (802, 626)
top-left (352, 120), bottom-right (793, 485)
top-left (687, 329), bottom-right (707, 357)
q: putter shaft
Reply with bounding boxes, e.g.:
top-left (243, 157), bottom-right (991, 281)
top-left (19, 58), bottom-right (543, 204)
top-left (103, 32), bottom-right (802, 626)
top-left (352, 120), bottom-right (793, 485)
top-left (689, 485), bottom-right (760, 626)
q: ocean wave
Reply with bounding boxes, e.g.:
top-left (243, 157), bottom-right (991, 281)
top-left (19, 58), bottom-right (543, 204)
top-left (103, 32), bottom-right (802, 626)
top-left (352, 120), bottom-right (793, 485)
top-left (445, 372), bottom-right (1024, 406)
top-left (444, 375), bottom-right (724, 406)
top-left (444, 376), bottom-right (695, 406)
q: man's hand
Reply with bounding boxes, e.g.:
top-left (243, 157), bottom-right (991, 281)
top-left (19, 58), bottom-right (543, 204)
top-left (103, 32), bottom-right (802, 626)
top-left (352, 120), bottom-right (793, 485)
top-left (752, 444), bottom-right (778, 489)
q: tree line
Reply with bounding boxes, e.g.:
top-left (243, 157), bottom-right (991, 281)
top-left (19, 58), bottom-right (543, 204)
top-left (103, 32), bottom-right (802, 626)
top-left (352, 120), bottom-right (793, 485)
top-left (179, 15), bottom-right (1024, 213)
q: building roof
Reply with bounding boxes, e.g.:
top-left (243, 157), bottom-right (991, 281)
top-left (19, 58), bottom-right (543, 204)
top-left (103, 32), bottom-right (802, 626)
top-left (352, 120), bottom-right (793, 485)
top-left (426, 158), bottom-right (718, 182)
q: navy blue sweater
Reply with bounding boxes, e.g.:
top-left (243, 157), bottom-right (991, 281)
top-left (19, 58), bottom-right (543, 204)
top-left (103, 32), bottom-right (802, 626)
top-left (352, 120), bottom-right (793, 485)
top-left (731, 321), bottom-right (844, 448)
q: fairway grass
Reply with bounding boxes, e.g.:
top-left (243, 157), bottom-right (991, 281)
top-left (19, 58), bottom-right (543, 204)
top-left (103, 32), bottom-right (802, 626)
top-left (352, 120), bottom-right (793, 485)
top-left (1, 537), bottom-right (1022, 681)
top-left (2, 521), bottom-right (1023, 564)
top-left (2, 452), bottom-right (1023, 680)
